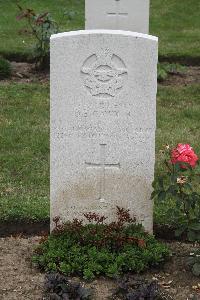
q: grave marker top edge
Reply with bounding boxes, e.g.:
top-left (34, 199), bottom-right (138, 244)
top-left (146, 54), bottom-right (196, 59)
top-left (50, 30), bottom-right (158, 43)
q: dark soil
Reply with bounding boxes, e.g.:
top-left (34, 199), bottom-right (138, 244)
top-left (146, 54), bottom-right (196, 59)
top-left (0, 237), bottom-right (200, 300)
top-left (145, 242), bottom-right (200, 300)
top-left (8, 61), bottom-right (49, 84)
top-left (0, 220), bottom-right (182, 242)
top-left (0, 220), bottom-right (49, 238)
top-left (159, 55), bottom-right (200, 67)
top-left (161, 66), bottom-right (200, 86)
top-left (1, 62), bottom-right (200, 86)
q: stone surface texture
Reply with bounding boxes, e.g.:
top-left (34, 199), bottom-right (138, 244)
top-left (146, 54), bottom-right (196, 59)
top-left (85, 0), bottom-right (150, 34)
top-left (50, 30), bottom-right (158, 232)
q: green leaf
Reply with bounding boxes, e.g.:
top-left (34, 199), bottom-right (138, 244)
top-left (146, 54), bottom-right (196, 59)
top-left (158, 191), bottom-right (166, 201)
top-left (174, 162), bottom-right (182, 172)
top-left (184, 183), bottom-right (193, 191)
top-left (192, 192), bottom-right (200, 201)
top-left (152, 180), bottom-right (156, 188)
top-left (151, 190), bottom-right (158, 199)
top-left (192, 263), bottom-right (200, 276)
top-left (167, 185), bottom-right (177, 196)
top-left (158, 178), bottom-right (164, 189)
top-left (170, 174), bottom-right (177, 183)
top-left (184, 199), bottom-right (191, 212)
top-left (175, 200), bottom-right (182, 208)
top-left (189, 223), bottom-right (200, 231)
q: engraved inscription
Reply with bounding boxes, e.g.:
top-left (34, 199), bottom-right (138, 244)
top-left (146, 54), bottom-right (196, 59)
top-left (107, 0), bottom-right (128, 28)
top-left (85, 144), bottom-right (120, 203)
top-left (81, 49), bottom-right (127, 98)
top-left (107, 13), bottom-right (128, 17)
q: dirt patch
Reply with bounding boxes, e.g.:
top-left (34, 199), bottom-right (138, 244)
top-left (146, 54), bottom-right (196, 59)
top-left (0, 221), bottom-right (186, 242)
top-left (0, 220), bottom-right (49, 237)
top-left (162, 66), bottom-right (200, 86)
top-left (1, 62), bottom-right (200, 86)
top-left (159, 56), bottom-right (200, 67)
top-left (0, 237), bottom-right (200, 300)
top-left (0, 237), bottom-right (44, 300)
top-left (145, 242), bottom-right (200, 300)
top-left (6, 61), bottom-right (49, 84)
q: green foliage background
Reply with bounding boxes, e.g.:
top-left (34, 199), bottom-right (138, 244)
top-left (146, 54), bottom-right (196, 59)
top-left (0, 0), bottom-right (199, 62)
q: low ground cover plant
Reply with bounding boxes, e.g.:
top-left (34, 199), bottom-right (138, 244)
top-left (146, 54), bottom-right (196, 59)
top-left (188, 249), bottom-right (200, 277)
top-left (112, 275), bottom-right (173, 300)
top-left (45, 273), bottom-right (92, 299)
top-left (157, 63), bottom-right (186, 82)
top-left (33, 207), bottom-right (169, 280)
top-left (0, 57), bottom-right (11, 79)
top-left (152, 143), bottom-right (200, 242)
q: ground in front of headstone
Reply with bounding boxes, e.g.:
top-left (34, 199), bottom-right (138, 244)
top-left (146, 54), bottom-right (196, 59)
top-left (0, 237), bottom-right (44, 300)
top-left (1, 62), bottom-right (199, 86)
top-left (0, 237), bottom-right (199, 300)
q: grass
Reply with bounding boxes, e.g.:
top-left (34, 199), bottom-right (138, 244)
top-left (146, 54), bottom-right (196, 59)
top-left (150, 0), bottom-right (200, 62)
top-left (154, 84), bottom-right (200, 225)
top-left (0, 83), bottom-right (49, 222)
top-left (156, 84), bottom-right (200, 157)
top-left (0, 82), bottom-right (200, 223)
top-left (0, 0), bottom-right (199, 62)
top-left (0, 0), bottom-right (84, 60)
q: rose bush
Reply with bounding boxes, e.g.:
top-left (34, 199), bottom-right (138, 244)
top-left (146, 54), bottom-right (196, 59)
top-left (171, 143), bottom-right (198, 168)
top-left (16, 5), bottom-right (58, 69)
top-left (152, 143), bottom-right (200, 242)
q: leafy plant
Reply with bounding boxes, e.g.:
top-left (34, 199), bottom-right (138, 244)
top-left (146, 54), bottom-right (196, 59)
top-left (0, 57), bottom-right (11, 79)
top-left (112, 275), bottom-right (174, 300)
top-left (152, 144), bottom-right (200, 242)
top-left (45, 272), bottom-right (92, 299)
top-left (157, 63), bottom-right (185, 82)
top-left (33, 207), bottom-right (169, 280)
top-left (16, 5), bottom-right (58, 69)
top-left (188, 250), bottom-right (200, 277)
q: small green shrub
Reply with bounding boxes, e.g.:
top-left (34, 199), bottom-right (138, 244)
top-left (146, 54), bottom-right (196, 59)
top-left (0, 57), bottom-right (11, 79)
top-left (157, 63), bottom-right (186, 82)
top-left (33, 207), bottom-right (169, 280)
top-left (188, 250), bottom-right (200, 277)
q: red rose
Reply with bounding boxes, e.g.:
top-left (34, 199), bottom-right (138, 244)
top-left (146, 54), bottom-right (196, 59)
top-left (171, 143), bottom-right (198, 168)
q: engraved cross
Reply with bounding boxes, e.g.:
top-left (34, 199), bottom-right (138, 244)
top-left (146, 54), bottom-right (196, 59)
top-left (107, 0), bottom-right (128, 28)
top-left (85, 144), bottom-right (120, 203)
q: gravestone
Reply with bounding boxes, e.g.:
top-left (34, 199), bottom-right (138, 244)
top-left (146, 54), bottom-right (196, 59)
top-left (85, 0), bottom-right (150, 34)
top-left (50, 30), bottom-right (158, 232)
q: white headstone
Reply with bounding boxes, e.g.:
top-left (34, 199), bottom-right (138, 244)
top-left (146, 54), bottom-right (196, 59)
top-left (85, 0), bottom-right (150, 34)
top-left (50, 30), bottom-right (158, 232)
